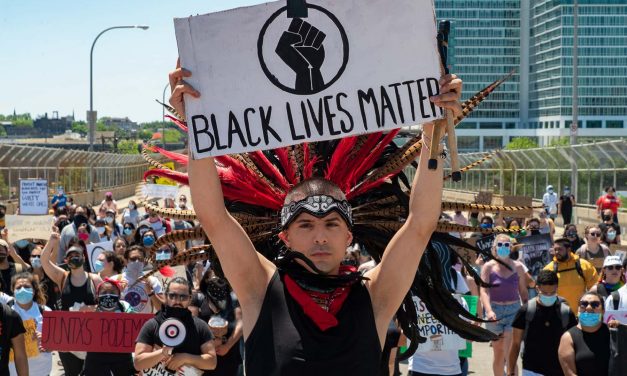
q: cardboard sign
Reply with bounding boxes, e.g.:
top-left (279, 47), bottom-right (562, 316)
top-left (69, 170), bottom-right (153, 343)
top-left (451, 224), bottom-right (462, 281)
top-left (474, 191), bottom-right (493, 205)
top-left (459, 295), bottom-right (478, 358)
top-left (19, 179), bottom-right (48, 215)
top-left (149, 162), bottom-right (178, 186)
top-left (175, 0), bottom-right (443, 158)
top-left (5, 215), bottom-right (54, 240)
top-left (10, 319), bottom-right (39, 361)
top-left (41, 311), bottom-right (153, 353)
top-left (496, 195), bottom-right (533, 218)
top-left (518, 234), bottom-right (553, 277)
top-left (604, 310), bottom-right (627, 325)
top-left (87, 240), bottom-right (113, 271)
top-left (142, 184), bottom-right (179, 200)
top-left (412, 295), bottom-right (466, 353)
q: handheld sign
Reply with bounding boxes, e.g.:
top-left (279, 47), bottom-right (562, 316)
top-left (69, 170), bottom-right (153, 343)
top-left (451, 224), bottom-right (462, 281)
top-left (19, 179), bottom-right (48, 215)
top-left (5, 215), bottom-right (54, 240)
top-left (41, 311), bottom-right (153, 353)
top-left (87, 241), bottom-right (113, 272)
top-left (142, 184), bottom-right (179, 200)
top-left (175, 0), bottom-right (443, 158)
top-left (604, 310), bottom-right (627, 325)
top-left (518, 234), bottom-right (552, 278)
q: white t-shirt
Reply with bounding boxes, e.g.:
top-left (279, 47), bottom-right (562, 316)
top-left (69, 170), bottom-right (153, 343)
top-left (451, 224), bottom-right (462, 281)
top-left (543, 193), bottom-right (558, 214)
top-left (408, 296), bottom-right (468, 375)
top-left (605, 284), bottom-right (627, 310)
top-left (113, 271), bottom-right (163, 314)
top-left (9, 303), bottom-right (52, 376)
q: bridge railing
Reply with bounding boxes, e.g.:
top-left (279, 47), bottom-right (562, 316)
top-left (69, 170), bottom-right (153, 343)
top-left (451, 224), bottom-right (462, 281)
top-left (433, 139), bottom-right (627, 206)
top-left (0, 144), bottom-right (161, 201)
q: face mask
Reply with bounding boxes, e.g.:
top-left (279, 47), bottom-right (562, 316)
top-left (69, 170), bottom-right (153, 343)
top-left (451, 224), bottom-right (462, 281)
top-left (79, 233), bottom-right (89, 241)
top-left (93, 260), bottom-right (105, 273)
top-left (539, 293), bottom-right (558, 306)
top-left (607, 231), bottom-right (616, 241)
top-left (14, 239), bottom-right (29, 249)
top-left (578, 312), bottom-right (602, 327)
top-left (164, 305), bottom-right (192, 320)
top-left (510, 225), bottom-right (520, 231)
top-left (129, 204), bottom-right (135, 210)
top-left (73, 214), bottom-right (88, 227)
top-left (68, 256), bottom-right (84, 269)
top-left (14, 287), bottom-right (34, 305)
top-left (126, 261), bottom-right (144, 276)
top-left (480, 223), bottom-right (492, 229)
top-left (566, 232), bottom-right (577, 238)
top-left (96, 227), bottom-right (105, 235)
top-left (30, 257), bottom-right (42, 269)
top-left (497, 246), bottom-right (510, 258)
top-left (602, 215), bottom-right (612, 221)
top-left (98, 294), bottom-right (120, 311)
top-left (156, 251), bottom-right (171, 261)
top-left (123, 228), bottom-right (133, 236)
top-left (143, 236), bottom-right (155, 247)
top-left (105, 217), bottom-right (114, 224)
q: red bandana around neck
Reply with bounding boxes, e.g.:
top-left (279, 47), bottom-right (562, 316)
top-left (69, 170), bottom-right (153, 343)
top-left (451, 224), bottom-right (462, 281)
top-left (283, 265), bottom-right (357, 331)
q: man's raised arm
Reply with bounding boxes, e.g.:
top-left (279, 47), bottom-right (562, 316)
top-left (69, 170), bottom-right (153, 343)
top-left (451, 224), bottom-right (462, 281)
top-left (364, 74), bottom-right (462, 330)
top-left (170, 62), bottom-right (275, 313)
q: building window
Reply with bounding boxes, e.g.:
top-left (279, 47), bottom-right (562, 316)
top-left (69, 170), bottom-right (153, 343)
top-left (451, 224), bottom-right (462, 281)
top-left (479, 122), bottom-right (502, 129)
top-left (484, 136), bottom-right (503, 150)
top-left (607, 120), bottom-right (624, 128)
top-left (586, 121), bottom-right (602, 128)
top-left (506, 122), bottom-right (517, 129)
top-left (457, 122), bottom-right (477, 129)
top-left (565, 120), bottom-right (583, 129)
top-left (458, 136), bottom-right (480, 152)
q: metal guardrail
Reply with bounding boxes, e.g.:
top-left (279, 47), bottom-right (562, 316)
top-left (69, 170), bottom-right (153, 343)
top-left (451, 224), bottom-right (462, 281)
top-left (437, 140), bottom-right (627, 206)
top-left (0, 144), bottom-right (157, 201)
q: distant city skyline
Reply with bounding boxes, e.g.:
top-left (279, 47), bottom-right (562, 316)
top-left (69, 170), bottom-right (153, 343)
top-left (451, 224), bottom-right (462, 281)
top-left (0, 0), bottom-right (264, 123)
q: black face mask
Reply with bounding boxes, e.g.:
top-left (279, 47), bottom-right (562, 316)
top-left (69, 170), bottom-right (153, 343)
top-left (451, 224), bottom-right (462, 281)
top-left (68, 256), bottom-right (84, 269)
top-left (73, 214), bottom-right (88, 227)
top-left (163, 305), bottom-right (192, 320)
top-left (98, 294), bottom-right (120, 311)
top-left (530, 229), bottom-right (541, 235)
top-left (602, 215), bottom-right (612, 221)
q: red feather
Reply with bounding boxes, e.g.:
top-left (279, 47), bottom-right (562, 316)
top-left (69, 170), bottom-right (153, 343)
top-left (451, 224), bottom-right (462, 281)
top-left (347, 173), bottom-right (395, 200)
top-left (150, 146), bottom-right (189, 166)
top-left (274, 148), bottom-right (297, 184)
top-left (325, 136), bottom-right (358, 186)
top-left (158, 265), bottom-right (176, 278)
top-left (165, 115), bottom-right (188, 132)
top-left (249, 151), bottom-right (290, 191)
top-left (346, 129), bottom-right (400, 188)
top-left (302, 143), bottom-right (317, 180)
top-left (143, 169), bottom-right (189, 185)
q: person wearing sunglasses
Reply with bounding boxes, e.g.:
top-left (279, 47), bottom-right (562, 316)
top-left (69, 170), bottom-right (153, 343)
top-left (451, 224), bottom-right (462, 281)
top-left (558, 292), bottom-right (611, 376)
top-left (590, 256), bottom-right (625, 300)
top-left (576, 226), bottom-right (610, 273)
top-left (135, 277), bottom-right (217, 373)
top-left (480, 234), bottom-right (529, 376)
top-left (598, 209), bottom-right (621, 246)
top-left (544, 238), bottom-right (598, 312)
top-left (563, 224), bottom-right (584, 253)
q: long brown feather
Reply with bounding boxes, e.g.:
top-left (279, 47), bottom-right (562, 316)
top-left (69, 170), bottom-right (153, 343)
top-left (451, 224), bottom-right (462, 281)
top-left (443, 151), bottom-right (497, 181)
top-left (441, 202), bottom-right (543, 213)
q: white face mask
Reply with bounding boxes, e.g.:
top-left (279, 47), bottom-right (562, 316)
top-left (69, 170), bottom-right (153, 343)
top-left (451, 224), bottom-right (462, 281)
top-left (105, 217), bottom-right (114, 224)
top-left (96, 227), bottom-right (106, 235)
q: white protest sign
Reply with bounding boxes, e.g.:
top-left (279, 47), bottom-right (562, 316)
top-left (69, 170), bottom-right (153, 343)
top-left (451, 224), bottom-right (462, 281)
top-left (19, 179), bottom-right (48, 215)
top-left (605, 310), bottom-right (627, 325)
top-left (412, 295), bottom-right (466, 353)
top-left (87, 240), bottom-right (113, 271)
top-left (175, 0), bottom-right (443, 158)
top-left (142, 184), bottom-right (179, 200)
top-left (5, 215), bottom-right (54, 240)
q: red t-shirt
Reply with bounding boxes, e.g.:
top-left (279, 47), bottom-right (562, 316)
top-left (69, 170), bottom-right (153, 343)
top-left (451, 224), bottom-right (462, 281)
top-left (596, 194), bottom-right (621, 214)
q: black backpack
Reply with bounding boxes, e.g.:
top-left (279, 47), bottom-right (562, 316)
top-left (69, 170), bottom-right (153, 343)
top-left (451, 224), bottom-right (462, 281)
top-left (523, 298), bottom-right (571, 343)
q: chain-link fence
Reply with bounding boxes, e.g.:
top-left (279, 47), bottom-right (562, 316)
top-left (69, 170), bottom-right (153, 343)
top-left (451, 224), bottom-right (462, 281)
top-left (0, 144), bottom-right (158, 201)
top-left (440, 140), bottom-right (627, 206)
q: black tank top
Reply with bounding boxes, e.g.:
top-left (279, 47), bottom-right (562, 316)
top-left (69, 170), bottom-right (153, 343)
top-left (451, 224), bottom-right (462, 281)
top-left (60, 273), bottom-right (96, 311)
top-left (568, 324), bottom-right (610, 376)
top-left (245, 271), bottom-right (381, 376)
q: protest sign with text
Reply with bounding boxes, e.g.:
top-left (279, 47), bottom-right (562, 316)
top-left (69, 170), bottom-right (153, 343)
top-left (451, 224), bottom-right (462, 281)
top-left (175, 0), bottom-right (443, 158)
top-left (605, 310), bottom-right (627, 325)
top-left (142, 184), bottom-right (179, 200)
top-left (412, 295), bottom-right (466, 353)
top-left (518, 234), bottom-right (553, 277)
top-left (5, 215), bottom-right (54, 240)
top-left (42, 311), bottom-right (153, 353)
top-left (19, 179), bottom-right (48, 215)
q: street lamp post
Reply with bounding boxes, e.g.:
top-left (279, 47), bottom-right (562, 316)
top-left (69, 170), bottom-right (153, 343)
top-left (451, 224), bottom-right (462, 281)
top-left (88, 25), bottom-right (149, 152)
top-left (162, 83), bottom-right (170, 149)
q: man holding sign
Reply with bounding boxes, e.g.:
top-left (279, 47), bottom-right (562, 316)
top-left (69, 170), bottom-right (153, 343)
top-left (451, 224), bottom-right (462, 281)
top-left (168, 1), bottom-right (462, 374)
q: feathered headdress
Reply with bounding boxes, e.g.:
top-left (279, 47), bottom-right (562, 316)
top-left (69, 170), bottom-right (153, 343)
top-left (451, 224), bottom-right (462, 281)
top-left (140, 73), bottom-right (531, 358)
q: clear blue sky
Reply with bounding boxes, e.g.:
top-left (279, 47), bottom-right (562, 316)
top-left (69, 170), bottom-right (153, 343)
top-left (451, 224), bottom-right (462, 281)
top-left (0, 0), bottom-right (265, 123)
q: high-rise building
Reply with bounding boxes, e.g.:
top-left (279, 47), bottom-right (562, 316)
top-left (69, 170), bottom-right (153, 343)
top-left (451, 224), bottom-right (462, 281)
top-left (435, 0), bottom-right (627, 152)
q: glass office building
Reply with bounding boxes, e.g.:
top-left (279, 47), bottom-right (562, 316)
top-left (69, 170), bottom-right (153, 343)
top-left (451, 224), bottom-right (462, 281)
top-left (435, 0), bottom-right (627, 151)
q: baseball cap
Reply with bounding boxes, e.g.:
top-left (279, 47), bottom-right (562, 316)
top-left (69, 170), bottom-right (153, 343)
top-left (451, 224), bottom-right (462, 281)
top-left (603, 255), bottom-right (622, 268)
top-left (65, 246), bottom-right (84, 257)
top-left (105, 192), bottom-right (113, 197)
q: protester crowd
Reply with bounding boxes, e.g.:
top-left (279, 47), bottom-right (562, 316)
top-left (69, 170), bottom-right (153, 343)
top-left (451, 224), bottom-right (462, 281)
top-left (0, 183), bottom-right (623, 376)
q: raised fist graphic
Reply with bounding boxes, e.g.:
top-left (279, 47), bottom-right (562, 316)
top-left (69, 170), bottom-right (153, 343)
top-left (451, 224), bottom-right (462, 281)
top-left (275, 18), bottom-right (326, 93)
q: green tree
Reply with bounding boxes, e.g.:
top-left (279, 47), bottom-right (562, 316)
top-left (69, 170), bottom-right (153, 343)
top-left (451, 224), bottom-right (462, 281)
top-left (505, 137), bottom-right (539, 150)
top-left (71, 121), bottom-right (88, 135)
top-left (548, 137), bottom-right (570, 147)
top-left (118, 140), bottom-right (140, 154)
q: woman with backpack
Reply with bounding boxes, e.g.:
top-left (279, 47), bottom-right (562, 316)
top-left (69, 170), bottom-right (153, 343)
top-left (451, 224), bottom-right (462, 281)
top-left (590, 255), bottom-right (625, 300)
top-left (8, 272), bottom-right (52, 375)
